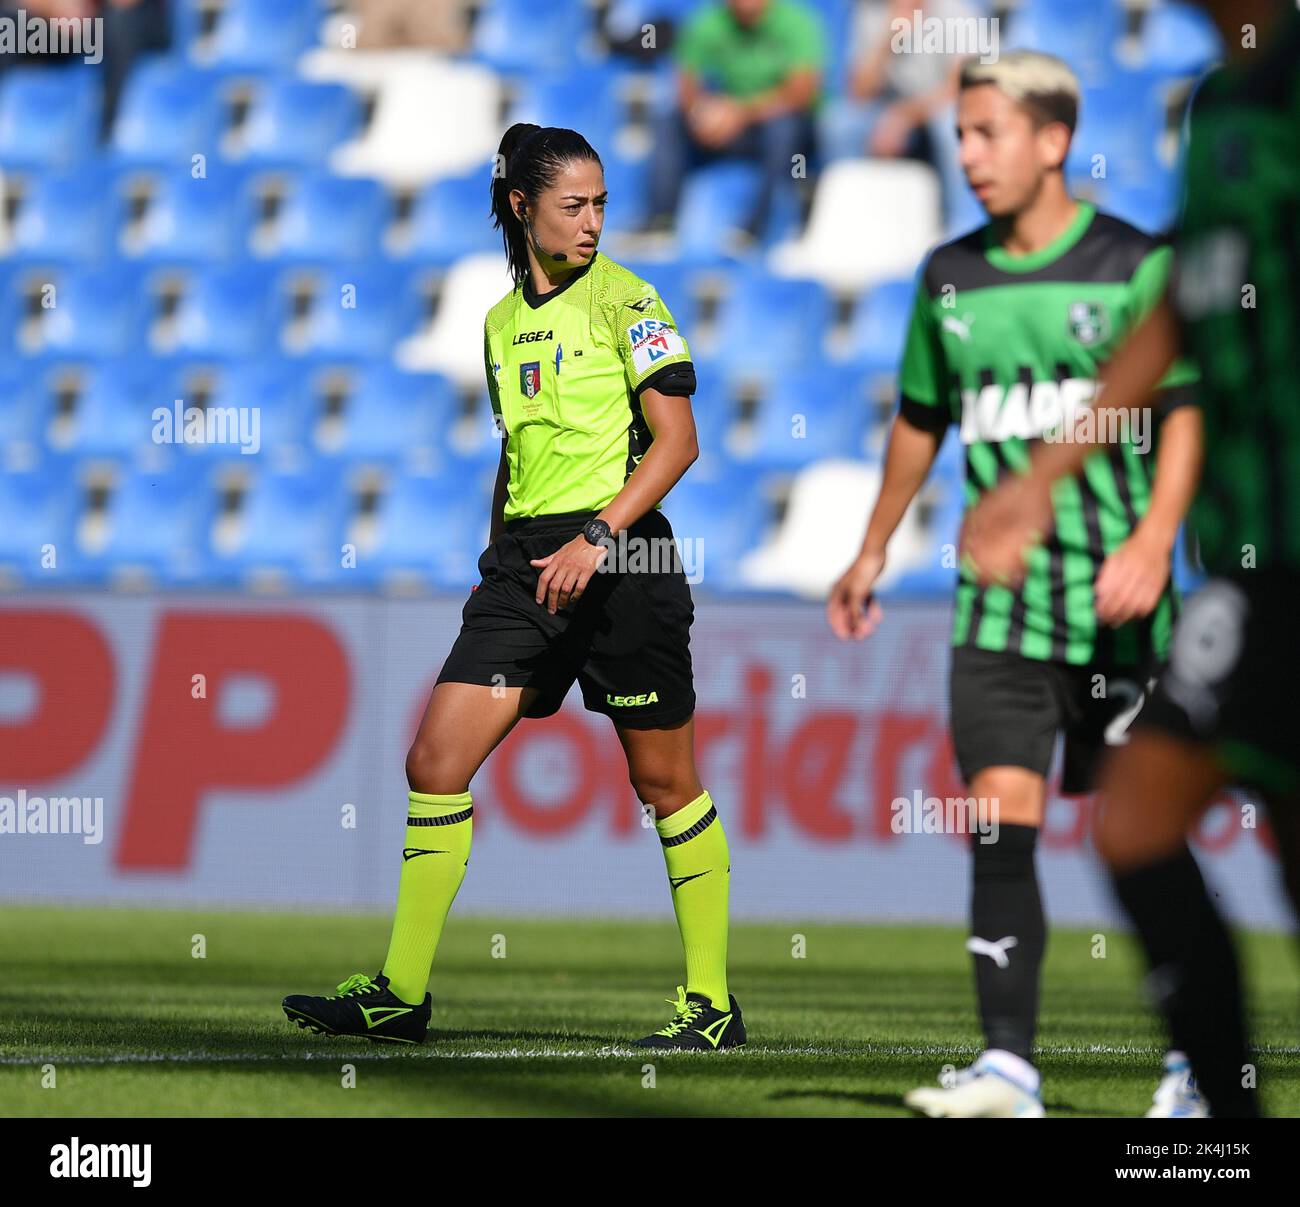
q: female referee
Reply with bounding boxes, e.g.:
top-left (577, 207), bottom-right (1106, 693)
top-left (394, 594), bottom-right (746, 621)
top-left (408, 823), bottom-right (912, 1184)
top-left (282, 124), bottom-right (744, 1050)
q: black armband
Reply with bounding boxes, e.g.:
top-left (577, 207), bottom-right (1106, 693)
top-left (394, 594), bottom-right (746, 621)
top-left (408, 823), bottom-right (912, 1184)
top-left (636, 361), bottom-right (697, 399)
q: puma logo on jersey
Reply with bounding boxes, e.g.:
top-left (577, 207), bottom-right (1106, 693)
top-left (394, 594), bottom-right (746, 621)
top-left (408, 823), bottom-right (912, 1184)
top-left (512, 329), bottom-right (554, 344)
top-left (941, 312), bottom-right (977, 342)
top-left (967, 935), bottom-right (1019, 968)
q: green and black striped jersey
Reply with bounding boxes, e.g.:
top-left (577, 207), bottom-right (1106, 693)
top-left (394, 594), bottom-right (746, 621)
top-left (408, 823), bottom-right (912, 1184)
top-left (899, 201), bottom-right (1198, 666)
top-left (1171, 13), bottom-right (1300, 576)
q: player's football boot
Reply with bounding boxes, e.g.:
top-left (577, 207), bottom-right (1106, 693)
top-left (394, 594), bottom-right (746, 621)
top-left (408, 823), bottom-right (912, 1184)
top-left (282, 972), bottom-right (430, 1044)
top-left (634, 985), bottom-right (746, 1050)
top-left (904, 1050), bottom-right (1045, 1117)
top-left (1146, 1050), bottom-right (1211, 1118)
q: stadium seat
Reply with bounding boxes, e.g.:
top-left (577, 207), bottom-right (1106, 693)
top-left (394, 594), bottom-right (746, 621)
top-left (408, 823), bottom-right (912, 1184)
top-left (88, 464), bottom-right (218, 586)
top-left (882, 432), bottom-right (964, 598)
top-left (839, 277), bottom-right (915, 366)
top-left (712, 268), bottom-right (834, 380)
top-left (164, 263), bottom-right (282, 358)
top-left (1138, 2), bottom-right (1223, 76)
top-left (350, 470), bottom-right (495, 591)
top-left (738, 458), bottom-right (883, 596)
top-left (0, 67), bottom-right (100, 171)
top-left (511, 64), bottom-right (634, 161)
top-left (402, 167), bottom-right (502, 265)
top-left (0, 457), bottom-right (86, 586)
top-left (38, 361), bottom-right (158, 460)
top-left (306, 51), bottom-right (502, 186)
top-left (207, 464), bottom-right (353, 588)
top-left (161, 359), bottom-right (315, 468)
top-left (9, 171), bottom-right (120, 264)
top-left (1070, 71), bottom-right (1176, 187)
top-left (125, 169), bottom-right (253, 262)
top-left (660, 467), bottom-right (773, 590)
top-left (730, 365), bottom-right (869, 469)
top-left (675, 161), bottom-right (761, 261)
top-left (36, 266), bottom-right (149, 359)
top-left (768, 159), bottom-right (942, 293)
top-left (598, 150), bottom-right (653, 235)
top-left (238, 78), bottom-right (362, 167)
top-left (193, 0), bottom-right (323, 71)
top-left (472, 0), bottom-right (593, 74)
top-left (311, 365), bottom-right (457, 469)
top-left (1002, 0), bottom-right (1127, 89)
top-left (0, 378), bottom-right (45, 472)
top-left (259, 173), bottom-right (391, 263)
top-left (281, 263), bottom-right (414, 359)
top-left (395, 252), bottom-right (515, 387)
top-left (111, 58), bottom-right (226, 166)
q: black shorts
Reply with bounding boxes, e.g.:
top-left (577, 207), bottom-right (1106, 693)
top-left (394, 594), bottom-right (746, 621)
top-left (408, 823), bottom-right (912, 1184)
top-left (1135, 571), bottom-right (1300, 796)
top-left (435, 507), bottom-right (696, 728)
top-left (949, 645), bottom-right (1157, 794)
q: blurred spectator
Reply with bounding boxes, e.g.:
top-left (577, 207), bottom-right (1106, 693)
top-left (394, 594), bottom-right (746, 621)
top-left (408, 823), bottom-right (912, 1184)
top-left (0, 0), bottom-right (170, 137)
top-left (823, 0), bottom-right (975, 163)
top-left (352, 0), bottom-right (469, 52)
top-left (642, 0), bottom-right (824, 247)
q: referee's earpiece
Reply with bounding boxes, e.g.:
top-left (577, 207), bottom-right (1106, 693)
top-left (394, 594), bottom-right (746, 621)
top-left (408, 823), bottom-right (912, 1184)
top-left (518, 205), bottom-right (568, 263)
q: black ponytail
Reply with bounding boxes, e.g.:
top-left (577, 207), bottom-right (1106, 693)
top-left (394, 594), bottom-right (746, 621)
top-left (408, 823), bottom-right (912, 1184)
top-left (490, 123), bottom-right (602, 287)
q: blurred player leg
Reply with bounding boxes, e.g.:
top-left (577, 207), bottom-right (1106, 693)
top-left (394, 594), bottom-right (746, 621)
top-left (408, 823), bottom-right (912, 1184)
top-left (1097, 731), bottom-right (1256, 1116)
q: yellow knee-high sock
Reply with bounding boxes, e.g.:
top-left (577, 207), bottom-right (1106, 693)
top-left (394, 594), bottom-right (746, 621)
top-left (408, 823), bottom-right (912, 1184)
top-left (656, 789), bottom-right (730, 1009)
top-left (382, 790), bottom-right (473, 1005)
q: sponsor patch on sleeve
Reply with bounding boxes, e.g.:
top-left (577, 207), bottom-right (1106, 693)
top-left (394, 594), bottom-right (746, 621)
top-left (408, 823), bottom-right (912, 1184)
top-left (626, 318), bottom-right (686, 376)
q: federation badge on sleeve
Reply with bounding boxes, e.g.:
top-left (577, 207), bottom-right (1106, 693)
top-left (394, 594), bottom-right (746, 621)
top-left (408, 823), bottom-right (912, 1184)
top-left (520, 361), bottom-right (541, 398)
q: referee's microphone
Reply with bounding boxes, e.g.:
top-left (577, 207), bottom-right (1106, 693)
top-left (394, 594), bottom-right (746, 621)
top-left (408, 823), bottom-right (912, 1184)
top-left (520, 212), bottom-right (568, 262)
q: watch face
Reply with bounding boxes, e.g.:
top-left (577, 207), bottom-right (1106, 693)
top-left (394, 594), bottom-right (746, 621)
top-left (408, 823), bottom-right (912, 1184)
top-left (584, 520), bottom-right (610, 545)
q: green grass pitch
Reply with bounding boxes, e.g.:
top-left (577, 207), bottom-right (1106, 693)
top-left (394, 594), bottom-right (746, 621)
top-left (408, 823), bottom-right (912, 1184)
top-left (1, 904), bottom-right (1296, 1117)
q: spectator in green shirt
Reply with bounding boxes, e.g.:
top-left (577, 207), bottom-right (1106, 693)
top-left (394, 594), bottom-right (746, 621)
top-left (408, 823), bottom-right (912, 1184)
top-left (644, 0), bottom-right (825, 248)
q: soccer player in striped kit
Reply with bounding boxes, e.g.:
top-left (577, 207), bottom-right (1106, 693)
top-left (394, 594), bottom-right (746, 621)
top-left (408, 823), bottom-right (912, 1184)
top-left (827, 52), bottom-right (1205, 1116)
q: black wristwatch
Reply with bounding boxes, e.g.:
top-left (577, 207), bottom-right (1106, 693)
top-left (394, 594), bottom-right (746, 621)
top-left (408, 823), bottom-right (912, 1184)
top-left (582, 518), bottom-right (612, 546)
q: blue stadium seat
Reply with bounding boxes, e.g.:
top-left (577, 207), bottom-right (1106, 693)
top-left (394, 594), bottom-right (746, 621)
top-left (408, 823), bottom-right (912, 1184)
top-left (403, 168), bottom-right (501, 265)
top-left (1139, 2), bottom-right (1222, 76)
top-left (511, 65), bottom-right (633, 160)
top-left (284, 263), bottom-right (414, 359)
top-left (0, 377), bottom-right (45, 468)
top-left (713, 267), bottom-right (833, 379)
top-left (599, 150), bottom-right (653, 234)
top-left (884, 432), bottom-right (964, 598)
top-left (1104, 179), bottom-right (1180, 235)
top-left (660, 466), bottom-right (772, 589)
top-left (1004, 0), bottom-right (1128, 87)
top-left (128, 169), bottom-right (253, 262)
top-left (0, 67), bottom-right (100, 171)
top-left (472, 0), bottom-right (593, 74)
top-left (312, 365), bottom-right (457, 467)
top-left (206, 465), bottom-right (352, 587)
top-left (843, 277), bottom-right (914, 367)
top-left (36, 266), bottom-right (149, 359)
top-left (1070, 71), bottom-right (1171, 190)
top-left (676, 161), bottom-right (761, 261)
top-left (9, 171), bottom-right (120, 264)
top-left (684, 360), bottom-right (736, 467)
top-left (32, 361), bottom-right (162, 460)
top-left (0, 457), bottom-right (86, 585)
top-left (614, 257), bottom-right (704, 335)
top-left (199, 0), bottom-right (323, 71)
top-left (111, 58), bottom-right (226, 166)
top-left (90, 464), bottom-right (217, 585)
top-left (154, 359), bottom-right (313, 466)
top-left (262, 174), bottom-right (391, 263)
top-left (239, 79), bottom-right (362, 167)
top-left (167, 263), bottom-right (282, 358)
top-left (735, 364), bottom-right (868, 469)
top-left (355, 470), bottom-right (494, 591)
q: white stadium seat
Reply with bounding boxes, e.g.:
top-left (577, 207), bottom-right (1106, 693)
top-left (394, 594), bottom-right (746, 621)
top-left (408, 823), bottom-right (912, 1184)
top-left (768, 159), bottom-right (943, 294)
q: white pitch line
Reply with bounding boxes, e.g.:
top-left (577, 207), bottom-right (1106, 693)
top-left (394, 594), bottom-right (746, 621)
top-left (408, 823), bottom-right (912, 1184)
top-left (6, 1042), bottom-right (1297, 1067)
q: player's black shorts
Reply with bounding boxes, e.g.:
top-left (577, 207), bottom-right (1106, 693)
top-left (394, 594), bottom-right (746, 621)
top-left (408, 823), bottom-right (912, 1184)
top-left (949, 646), bottom-right (1156, 794)
top-left (1135, 570), bottom-right (1300, 797)
top-left (435, 506), bottom-right (695, 728)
